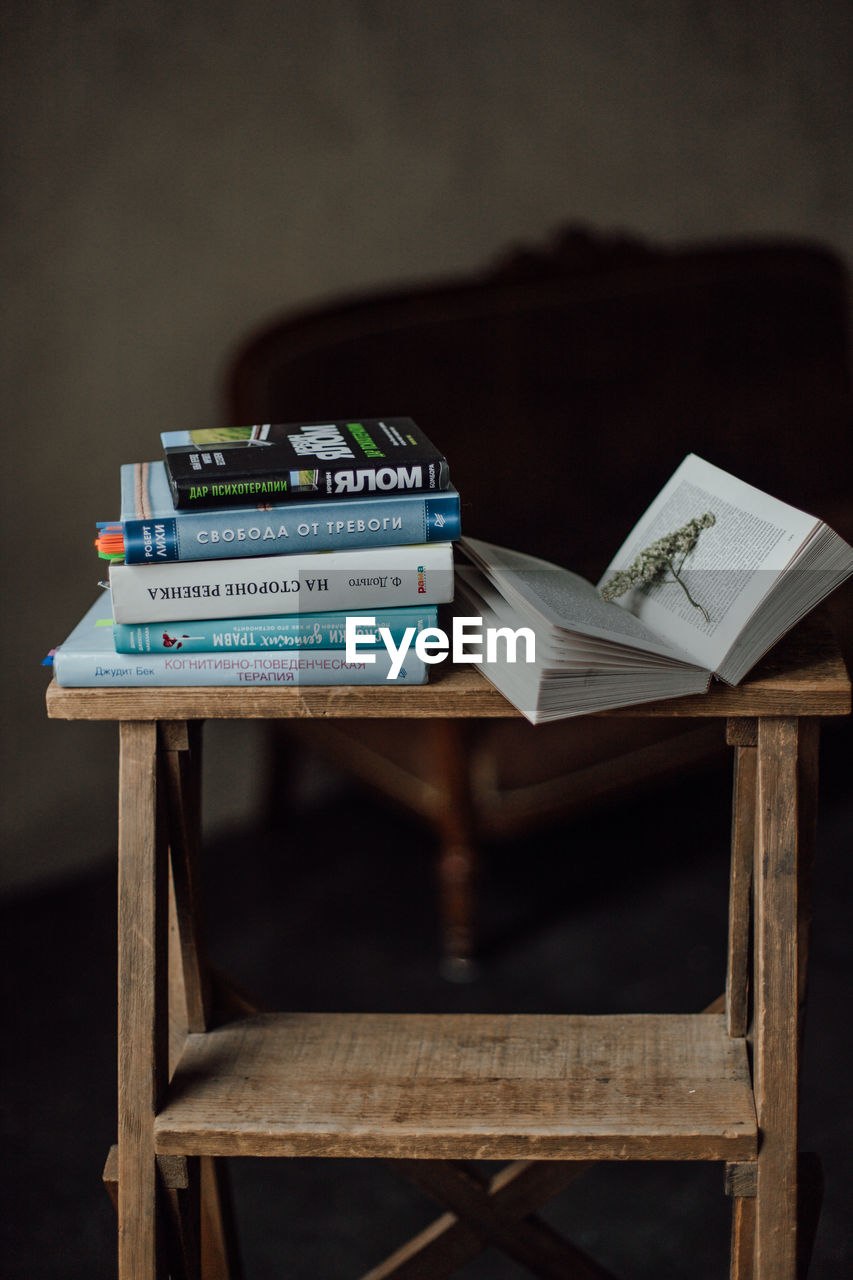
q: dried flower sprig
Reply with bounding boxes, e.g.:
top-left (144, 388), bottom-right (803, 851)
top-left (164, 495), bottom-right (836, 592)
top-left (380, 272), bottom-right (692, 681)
top-left (600, 512), bottom-right (716, 622)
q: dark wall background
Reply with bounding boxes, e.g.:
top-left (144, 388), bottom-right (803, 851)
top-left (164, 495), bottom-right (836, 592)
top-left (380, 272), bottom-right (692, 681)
top-left (3, 0), bottom-right (852, 892)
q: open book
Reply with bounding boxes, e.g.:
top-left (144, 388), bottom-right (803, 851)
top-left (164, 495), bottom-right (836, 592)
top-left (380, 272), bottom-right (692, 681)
top-left (455, 454), bottom-right (853, 723)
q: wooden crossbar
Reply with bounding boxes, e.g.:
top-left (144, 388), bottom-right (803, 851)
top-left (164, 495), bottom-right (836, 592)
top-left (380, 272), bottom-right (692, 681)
top-left (375, 1159), bottom-right (616, 1280)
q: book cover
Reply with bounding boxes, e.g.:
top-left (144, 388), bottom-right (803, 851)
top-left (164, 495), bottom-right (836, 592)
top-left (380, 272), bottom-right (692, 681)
top-left (161, 419), bottom-right (450, 510)
top-left (97, 461), bottom-right (460, 564)
top-left (112, 605), bottom-right (439, 654)
top-left (107, 541), bottom-right (455, 624)
top-left (47, 596), bottom-right (428, 686)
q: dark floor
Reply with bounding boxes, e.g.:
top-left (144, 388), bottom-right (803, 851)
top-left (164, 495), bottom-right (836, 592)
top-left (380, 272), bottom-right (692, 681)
top-left (2, 721), bottom-right (851, 1279)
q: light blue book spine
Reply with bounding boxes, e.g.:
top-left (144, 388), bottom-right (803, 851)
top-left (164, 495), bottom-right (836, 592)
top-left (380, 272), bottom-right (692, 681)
top-left (55, 650), bottom-right (428, 687)
top-left (112, 607), bottom-right (439, 654)
top-left (51, 598), bottom-right (428, 687)
top-left (118, 462), bottom-right (461, 564)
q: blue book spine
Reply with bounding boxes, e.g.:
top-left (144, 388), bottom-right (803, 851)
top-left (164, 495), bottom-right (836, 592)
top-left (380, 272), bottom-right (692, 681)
top-left (117, 462), bottom-right (460, 564)
top-left (112, 607), bottom-right (439, 654)
top-left (51, 598), bottom-right (429, 686)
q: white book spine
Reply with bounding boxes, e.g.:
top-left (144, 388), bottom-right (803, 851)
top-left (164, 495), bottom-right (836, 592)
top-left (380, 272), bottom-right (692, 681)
top-left (108, 543), bottom-right (455, 623)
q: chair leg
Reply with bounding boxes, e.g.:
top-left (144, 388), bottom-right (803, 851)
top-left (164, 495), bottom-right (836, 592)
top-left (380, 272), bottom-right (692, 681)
top-left (428, 720), bottom-right (479, 979)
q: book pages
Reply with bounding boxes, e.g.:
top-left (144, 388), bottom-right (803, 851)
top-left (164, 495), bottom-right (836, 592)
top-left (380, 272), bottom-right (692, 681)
top-left (460, 538), bottom-right (696, 660)
top-left (453, 548), bottom-right (711, 724)
top-left (598, 454), bottom-right (820, 673)
top-left (455, 454), bottom-right (853, 720)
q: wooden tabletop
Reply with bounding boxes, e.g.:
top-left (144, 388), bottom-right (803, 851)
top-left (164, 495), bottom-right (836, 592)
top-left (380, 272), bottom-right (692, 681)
top-left (46, 614), bottom-right (851, 722)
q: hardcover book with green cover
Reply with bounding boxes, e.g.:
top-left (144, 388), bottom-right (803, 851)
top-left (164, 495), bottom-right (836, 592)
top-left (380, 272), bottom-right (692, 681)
top-left (162, 418), bottom-right (450, 510)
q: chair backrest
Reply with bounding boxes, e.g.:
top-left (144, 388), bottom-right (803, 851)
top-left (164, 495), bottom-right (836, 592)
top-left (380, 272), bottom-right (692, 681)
top-left (226, 228), bottom-right (853, 579)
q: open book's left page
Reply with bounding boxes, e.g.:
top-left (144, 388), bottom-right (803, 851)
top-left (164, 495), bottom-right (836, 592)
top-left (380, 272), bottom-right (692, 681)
top-left (459, 538), bottom-right (699, 662)
top-left (455, 540), bottom-right (711, 722)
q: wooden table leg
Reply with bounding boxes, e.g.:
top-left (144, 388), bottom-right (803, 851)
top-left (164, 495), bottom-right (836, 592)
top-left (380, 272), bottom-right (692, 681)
top-left (118, 721), bottom-right (169, 1279)
top-left (726, 719), bottom-right (758, 1280)
top-left (752, 717), bottom-right (819, 1280)
top-left (726, 719), bottom-right (757, 1040)
top-left (162, 720), bottom-right (211, 1038)
top-left (161, 719), bottom-right (243, 1280)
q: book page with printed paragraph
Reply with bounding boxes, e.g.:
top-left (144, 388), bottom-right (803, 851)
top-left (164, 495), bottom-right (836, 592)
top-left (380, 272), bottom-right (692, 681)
top-left (455, 571), bottom-right (700, 671)
top-left (458, 539), bottom-right (699, 661)
top-left (710, 519), bottom-right (853, 684)
top-left (596, 453), bottom-right (842, 678)
top-left (453, 550), bottom-right (712, 723)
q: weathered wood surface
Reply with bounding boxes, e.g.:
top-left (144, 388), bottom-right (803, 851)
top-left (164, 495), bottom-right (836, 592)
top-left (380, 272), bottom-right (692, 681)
top-left (60, 615), bottom-right (843, 1278)
top-left (363, 1160), bottom-right (597, 1280)
top-left (367, 990), bottom-right (736, 1280)
top-left (383, 1159), bottom-right (615, 1280)
top-left (118, 721), bottom-right (166, 1279)
top-left (752, 718), bottom-right (812, 1279)
top-left (154, 1012), bottom-right (756, 1162)
top-left (730, 1194), bottom-right (757, 1280)
top-left (161, 721), bottom-right (210, 1036)
top-left (726, 735), bottom-right (756, 1039)
top-left (44, 613), bottom-right (852, 721)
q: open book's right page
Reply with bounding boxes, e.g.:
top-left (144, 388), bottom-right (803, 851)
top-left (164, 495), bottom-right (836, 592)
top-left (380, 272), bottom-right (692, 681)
top-left (597, 454), bottom-right (819, 675)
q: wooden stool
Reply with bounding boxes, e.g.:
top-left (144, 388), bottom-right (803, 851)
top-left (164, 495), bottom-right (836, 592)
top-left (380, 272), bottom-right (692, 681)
top-left (46, 615), bottom-right (851, 1279)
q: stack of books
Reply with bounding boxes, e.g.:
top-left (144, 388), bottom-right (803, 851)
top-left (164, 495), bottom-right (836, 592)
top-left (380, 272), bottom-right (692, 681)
top-left (48, 419), bottom-right (460, 687)
top-left (48, 436), bottom-right (852, 717)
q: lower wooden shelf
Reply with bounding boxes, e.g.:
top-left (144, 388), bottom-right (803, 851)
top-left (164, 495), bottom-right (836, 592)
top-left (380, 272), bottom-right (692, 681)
top-left (154, 1011), bottom-right (757, 1162)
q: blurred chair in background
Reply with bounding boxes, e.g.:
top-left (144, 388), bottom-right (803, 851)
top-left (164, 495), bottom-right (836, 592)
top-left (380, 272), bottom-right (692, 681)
top-left (225, 227), bottom-right (853, 974)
